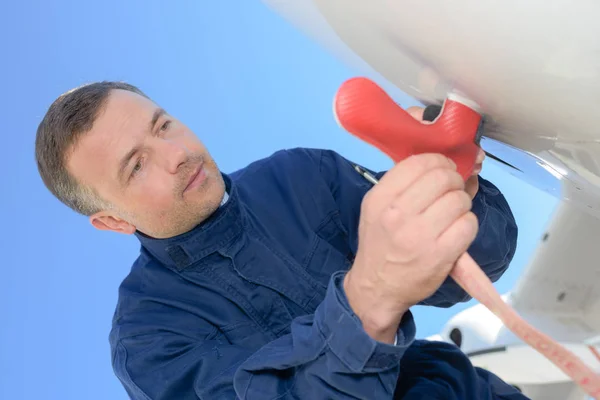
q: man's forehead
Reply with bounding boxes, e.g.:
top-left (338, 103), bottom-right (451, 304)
top-left (99, 89), bottom-right (156, 122)
top-left (87, 89), bottom-right (157, 145)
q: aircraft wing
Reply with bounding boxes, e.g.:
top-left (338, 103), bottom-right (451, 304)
top-left (432, 190), bottom-right (600, 398)
top-left (426, 193), bottom-right (600, 398)
top-left (506, 189), bottom-right (600, 344)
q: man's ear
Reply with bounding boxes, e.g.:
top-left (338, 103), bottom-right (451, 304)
top-left (89, 211), bottom-right (136, 234)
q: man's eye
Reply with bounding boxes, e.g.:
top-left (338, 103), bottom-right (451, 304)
top-left (160, 120), bottom-right (171, 131)
top-left (131, 160), bottom-right (143, 177)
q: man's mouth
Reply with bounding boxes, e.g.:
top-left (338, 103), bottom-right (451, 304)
top-left (183, 163), bottom-right (206, 193)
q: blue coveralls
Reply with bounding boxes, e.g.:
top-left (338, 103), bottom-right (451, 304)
top-left (109, 147), bottom-right (525, 399)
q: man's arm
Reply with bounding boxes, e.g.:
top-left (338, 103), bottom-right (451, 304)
top-left (113, 272), bottom-right (416, 399)
top-left (115, 286), bottom-right (525, 400)
top-left (310, 147), bottom-right (518, 308)
top-left (394, 340), bottom-right (527, 399)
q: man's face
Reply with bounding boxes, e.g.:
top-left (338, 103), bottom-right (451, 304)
top-left (67, 89), bottom-right (225, 238)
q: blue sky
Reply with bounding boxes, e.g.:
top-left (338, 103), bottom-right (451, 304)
top-left (0, 1), bottom-right (559, 399)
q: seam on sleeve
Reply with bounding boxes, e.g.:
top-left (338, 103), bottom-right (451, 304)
top-left (115, 341), bottom-right (153, 400)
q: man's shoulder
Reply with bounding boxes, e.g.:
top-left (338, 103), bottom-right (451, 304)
top-left (109, 249), bottom-right (207, 343)
top-left (108, 251), bottom-right (219, 397)
top-left (110, 250), bottom-right (174, 324)
top-left (229, 147), bottom-right (342, 181)
top-left (110, 250), bottom-right (157, 319)
top-left (231, 147), bottom-right (323, 174)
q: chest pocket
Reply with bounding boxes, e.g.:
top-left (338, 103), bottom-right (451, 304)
top-left (304, 213), bottom-right (354, 288)
top-left (218, 233), bottom-right (325, 338)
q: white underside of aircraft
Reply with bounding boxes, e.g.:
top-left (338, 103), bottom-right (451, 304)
top-left (261, 1), bottom-right (600, 398)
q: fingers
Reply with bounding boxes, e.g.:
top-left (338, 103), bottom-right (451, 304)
top-left (371, 153), bottom-right (456, 204)
top-left (391, 167), bottom-right (465, 216)
top-left (436, 211), bottom-right (479, 264)
top-left (406, 106), bottom-right (425, 121)
top-left (476, 148), bottom-right (485, 164)
top-left (420, 189), bottom-right (473, 238)
top-left (472, 148), bottom-right (485, 175)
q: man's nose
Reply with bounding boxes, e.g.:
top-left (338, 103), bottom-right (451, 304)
top-left (159, 139), bottom-right (189, 174)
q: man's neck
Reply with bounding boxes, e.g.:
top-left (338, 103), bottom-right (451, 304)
top-left (136, 189), bottom-right (231, 240)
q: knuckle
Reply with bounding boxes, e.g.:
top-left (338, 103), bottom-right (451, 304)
top-left (382, 205), bottom-right (408, 231)
top-left (417, 153), bottom-right (447, 168)
top-left (430, 168), bottom-right (452, 187)
top-left (460, 212), bottom-right (479, 238)
top-left (430, 167), bottom-right (463, 190)
top-left (388, 154), bottom-right (454, 185)
top-left (448, 190), bottom-right (471, 211)
top-left (467, 211), bottom-right (479, 230)
top-left (403, 153), bottom-right (445, 172)
top-left (381, 208), bottom-right (398, 231)
top-left (448, 170), bottom-right (465, 189)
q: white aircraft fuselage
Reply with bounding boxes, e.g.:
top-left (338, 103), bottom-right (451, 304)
top-left (263, 0), bottom-right (600, 216)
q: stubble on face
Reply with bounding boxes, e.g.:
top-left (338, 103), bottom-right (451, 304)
top-left (67, 89), bottom-right (226, 239)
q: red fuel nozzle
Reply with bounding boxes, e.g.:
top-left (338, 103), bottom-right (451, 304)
top-left (334, 77), bottom-right (482, 181)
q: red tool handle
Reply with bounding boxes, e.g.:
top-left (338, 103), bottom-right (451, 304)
top-left (334, 77), bottom-right (481, 180)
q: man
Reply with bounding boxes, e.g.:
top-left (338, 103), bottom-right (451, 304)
top-left (35, 81), bottom-right (524, 399)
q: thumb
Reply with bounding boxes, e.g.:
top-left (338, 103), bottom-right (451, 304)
top-left (406, 106), bottom-right (425, 121)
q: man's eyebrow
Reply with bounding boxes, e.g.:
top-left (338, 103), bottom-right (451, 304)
top-left (149, 108), bottom-right (166, 133)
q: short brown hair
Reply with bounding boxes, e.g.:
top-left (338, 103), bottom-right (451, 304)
top-left (35, 81), bottom-right (149, 216)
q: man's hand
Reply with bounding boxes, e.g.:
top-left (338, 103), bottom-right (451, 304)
top-left (344, 154), bottom-right (479, 344)
top-left (406, 106), bottom-right (485, 199)
top-left (465, 148), bottom-right (485, 198)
